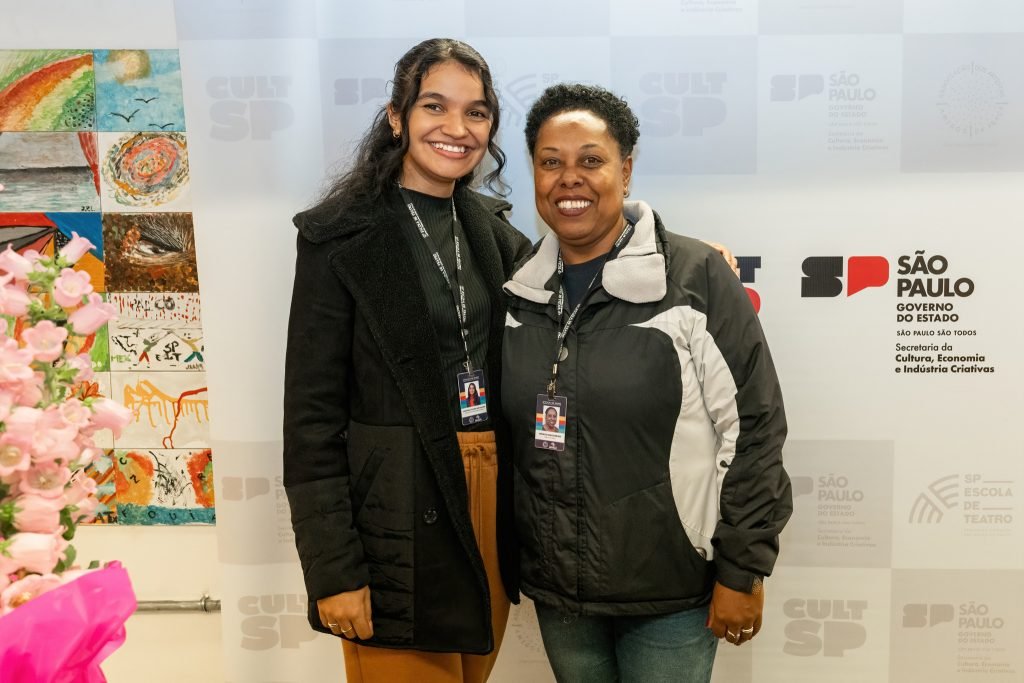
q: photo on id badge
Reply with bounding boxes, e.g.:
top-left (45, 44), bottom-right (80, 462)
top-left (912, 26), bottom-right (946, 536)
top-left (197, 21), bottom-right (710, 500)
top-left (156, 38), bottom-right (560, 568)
top-left (458, 370), bottom-right (488, 425)
top-left (535, 395), bottom-right (567, 451)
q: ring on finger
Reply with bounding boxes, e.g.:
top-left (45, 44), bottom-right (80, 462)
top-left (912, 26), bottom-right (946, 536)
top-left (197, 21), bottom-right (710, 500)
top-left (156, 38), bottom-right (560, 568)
top-left (726, 630), bottom-right (738, 640)
top-left (327, 622), bottom-right (339, 629)
top-left (741, 626), bottom-right (754, 636)
top-left (341, 626), bottom-right (354, 635)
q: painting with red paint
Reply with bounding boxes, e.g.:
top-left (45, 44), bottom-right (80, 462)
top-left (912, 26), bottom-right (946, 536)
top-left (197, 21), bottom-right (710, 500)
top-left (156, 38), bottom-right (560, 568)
top-left (112, 448), bottom-right (215, 525)
top-left (0, 133), bottom-right (100, 211)
top-left (109, 371), bottom-right (210, 449)
top-left (99, 131), bottom-right (190, 212)
top-left (107, 293), bottom-right (204, 371)
top-left (0, 50), bottom-right (95, 131)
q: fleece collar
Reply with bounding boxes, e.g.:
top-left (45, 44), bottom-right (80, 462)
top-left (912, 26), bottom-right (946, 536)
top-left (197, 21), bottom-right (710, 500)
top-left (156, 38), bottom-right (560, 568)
top-left (504, 200), bottom-right (667, 305)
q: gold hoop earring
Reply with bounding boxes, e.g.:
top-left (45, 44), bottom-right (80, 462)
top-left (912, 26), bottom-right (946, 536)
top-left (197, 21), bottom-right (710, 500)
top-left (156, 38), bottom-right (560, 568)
top-left (392, 129), bottom-right (401, 140)
top-left (624, 188), bottom-right (630, 198)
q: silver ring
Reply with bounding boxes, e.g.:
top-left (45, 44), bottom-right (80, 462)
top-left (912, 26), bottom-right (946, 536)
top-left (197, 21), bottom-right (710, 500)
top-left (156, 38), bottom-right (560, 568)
top-left (726, 630), bottom-right (738, 640)
top-left (741, 626), bottom-right (754, 635)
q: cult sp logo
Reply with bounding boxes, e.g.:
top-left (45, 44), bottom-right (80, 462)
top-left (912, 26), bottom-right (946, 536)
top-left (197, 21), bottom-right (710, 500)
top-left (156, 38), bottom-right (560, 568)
top-left (207, 76), bottom-right (294, 141)
top-left (801, 256), bottom-right (889, 297)
top-left (784, 598), bottom-right (868, 657)
top-left (638, 72), bottom-right (728, 137)
top-left (239, 594), bottom-right (316, 650)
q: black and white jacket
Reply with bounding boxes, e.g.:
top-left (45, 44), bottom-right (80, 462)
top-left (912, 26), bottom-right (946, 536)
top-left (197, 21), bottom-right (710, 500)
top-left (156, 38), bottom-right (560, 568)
top-left (501, 201), bottom-right (792, 616)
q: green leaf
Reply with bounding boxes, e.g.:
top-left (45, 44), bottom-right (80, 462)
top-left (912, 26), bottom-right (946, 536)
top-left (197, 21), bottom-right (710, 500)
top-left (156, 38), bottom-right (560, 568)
top-left (63, 543), bottom-right (77, 568)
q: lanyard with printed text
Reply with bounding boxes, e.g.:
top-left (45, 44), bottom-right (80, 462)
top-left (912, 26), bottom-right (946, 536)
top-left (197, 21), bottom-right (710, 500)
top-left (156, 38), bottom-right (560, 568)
top-left (546, 220), bottom-right (634, 397)
top-left (398, 184), bottom-right (475, 373)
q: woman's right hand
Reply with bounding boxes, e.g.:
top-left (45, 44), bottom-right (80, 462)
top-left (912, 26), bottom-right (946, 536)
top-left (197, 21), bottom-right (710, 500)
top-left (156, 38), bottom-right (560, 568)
top-left (317, 586), bottom-right (374, 640)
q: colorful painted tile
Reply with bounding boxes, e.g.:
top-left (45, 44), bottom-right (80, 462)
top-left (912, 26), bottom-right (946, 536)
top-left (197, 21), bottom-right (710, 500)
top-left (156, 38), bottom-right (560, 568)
top-left (112, 448), bottom-right (215, 525)
top-left (0, 133), bottom-right (100, 211)
top-left (111, 371), bottom-right (210, 449)
top-left (0, 212), bottom-right (104, 289)
top-left (98, 131), bottom-right (190, 212)
top-left (108, 293), bottom-right (204, 371)
top-left (0, 50), bottom-right (95, 131)
top-left (94, 50), bottom-right (185, 133)
top-left (102, 212), bottom-right (198, 292)
top-left (78, 452), bottom-right (118, 525)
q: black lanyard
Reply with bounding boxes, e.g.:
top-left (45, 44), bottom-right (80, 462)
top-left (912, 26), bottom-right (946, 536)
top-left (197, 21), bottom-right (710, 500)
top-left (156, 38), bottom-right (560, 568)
top-left (546, 221), bottom-right (634, 397)
top-left (398, 185), bottom-right (474, 372)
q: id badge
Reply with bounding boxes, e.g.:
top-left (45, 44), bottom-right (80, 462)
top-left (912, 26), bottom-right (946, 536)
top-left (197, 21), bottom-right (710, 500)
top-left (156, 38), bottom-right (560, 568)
top-left (458, 369), bottom-right (489, 426)
top-left (535, 394), bottom-right (568, 452)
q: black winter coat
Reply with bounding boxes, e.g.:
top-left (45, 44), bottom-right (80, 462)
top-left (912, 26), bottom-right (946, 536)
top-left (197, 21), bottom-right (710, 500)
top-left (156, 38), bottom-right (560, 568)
top-left (502, 201), bottom-right (791, 616)
top-left (283, 185), bottom-right (530, 653)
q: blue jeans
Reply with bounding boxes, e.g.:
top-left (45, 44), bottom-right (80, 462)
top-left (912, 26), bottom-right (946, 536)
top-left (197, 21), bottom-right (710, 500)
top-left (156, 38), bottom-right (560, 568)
top-left (535, 603), bottom-right (717, 683)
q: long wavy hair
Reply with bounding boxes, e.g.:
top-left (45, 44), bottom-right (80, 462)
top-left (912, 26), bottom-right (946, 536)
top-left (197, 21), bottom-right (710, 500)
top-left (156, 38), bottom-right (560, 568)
top-left (309, 39), bottom-right (506, 223)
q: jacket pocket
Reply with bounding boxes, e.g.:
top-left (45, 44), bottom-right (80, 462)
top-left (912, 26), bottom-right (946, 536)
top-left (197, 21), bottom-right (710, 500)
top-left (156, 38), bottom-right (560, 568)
top-left (347, 420), bottom-right (416, 533)
top-left (590, 480), bottom-right (711, 601)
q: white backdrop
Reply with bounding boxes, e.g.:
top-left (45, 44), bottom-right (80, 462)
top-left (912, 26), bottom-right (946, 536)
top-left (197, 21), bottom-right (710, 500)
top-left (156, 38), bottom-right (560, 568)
top-left (6, 1), bottom-right (1023, 681)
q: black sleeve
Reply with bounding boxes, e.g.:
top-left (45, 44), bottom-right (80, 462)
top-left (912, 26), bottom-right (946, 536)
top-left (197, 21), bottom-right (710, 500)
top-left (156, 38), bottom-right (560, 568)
top-left (698, 249), bottom-right (792, 593)
top-left (283, 233), bottom-right (370, 600)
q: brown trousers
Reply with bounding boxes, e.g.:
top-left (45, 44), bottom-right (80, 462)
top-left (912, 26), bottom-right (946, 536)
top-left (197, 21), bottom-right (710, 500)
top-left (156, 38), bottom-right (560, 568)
top-left (342, 431), bottom-right (511, 683)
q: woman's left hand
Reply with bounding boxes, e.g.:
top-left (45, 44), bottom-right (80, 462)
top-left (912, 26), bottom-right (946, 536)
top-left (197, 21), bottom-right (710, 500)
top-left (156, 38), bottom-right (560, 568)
top-left (707, 580), bottom-right (763, 646)
top-left (703, 241), bottom-right (740, 277)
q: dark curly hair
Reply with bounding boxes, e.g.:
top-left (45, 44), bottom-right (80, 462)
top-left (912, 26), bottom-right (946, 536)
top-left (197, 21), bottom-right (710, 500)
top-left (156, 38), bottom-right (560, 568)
top-left (307, 39), bottom-right (506, 224)
top-left (524, 83), bottom-right (640, 158)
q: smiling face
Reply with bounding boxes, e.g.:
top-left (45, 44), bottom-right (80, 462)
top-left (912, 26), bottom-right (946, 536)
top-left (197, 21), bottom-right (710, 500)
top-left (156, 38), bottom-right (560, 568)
top-left (389, 60), bottom-right (493, 197)
top-left (544, 407), bottom-right (559, 431)
top-left (532, 109), bottom-right (632, 264)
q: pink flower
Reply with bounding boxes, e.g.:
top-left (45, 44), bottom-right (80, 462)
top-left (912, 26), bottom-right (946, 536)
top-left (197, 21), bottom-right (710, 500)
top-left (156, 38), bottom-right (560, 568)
top-left (2, 533), bottom-right (63, 575)
top-left (18, 463), bottom-right (71, 499)
top-left (30, 415), bottom-right (81, 464)
top-left (0, 245), bottom-right (33, 282)
top-left (0, 338), bottom-right (34, 383)
top-left (89, 398), bottom-right (133, 439)
top-left (58, 232), bottom-right (95, 265)
top-left (68, 294), bottom-right (116, 335)
top-left (72, 446), bottom-right (100, 469)
top-left (65, 353), bottom-right (94, 383)
top-left (12, 494), bottom-right (65, 533)
top-left (52, 268), bottom-right (94, 308)
top-left (59, 398), bottom-right (92, 430)
top-left (13, 376), bottom-right (43, 408)
top-left (0, 572), bottom-right (61, 614)
top-left (5, 406), bottom-right (42, 440)
top-left (64, 472), bottom-right (98, 507)
top-left (21, 319), bottom-right (69, 363)
top-left (69, 489), bottom-right (99, 524)
top-left (0, 278), bottom-right (30, 319)
top-left (0, 391), bottom-right (12, 423)
top-left (0, 440), bottom-right (30, 478)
